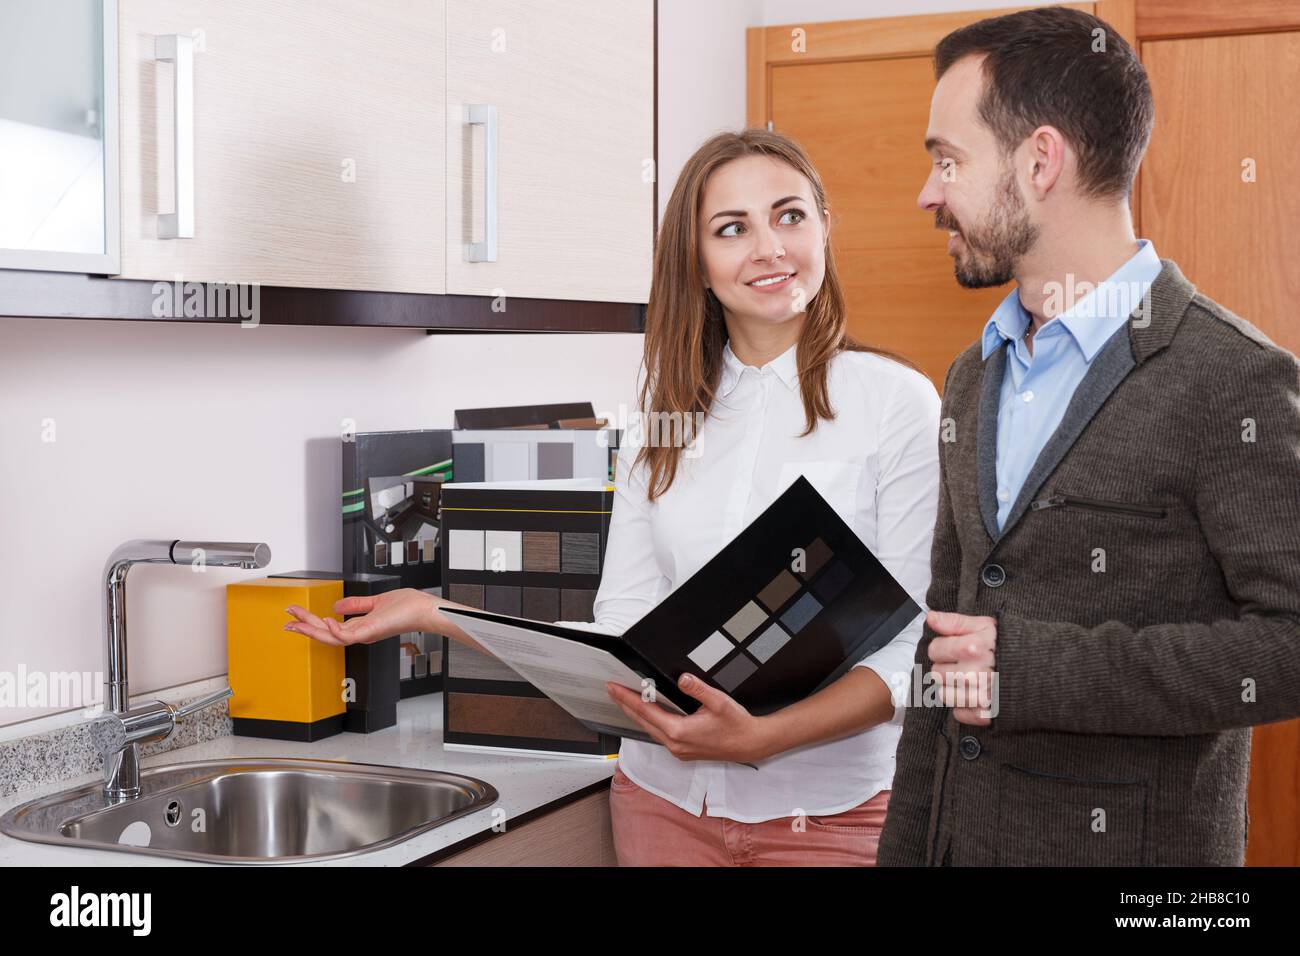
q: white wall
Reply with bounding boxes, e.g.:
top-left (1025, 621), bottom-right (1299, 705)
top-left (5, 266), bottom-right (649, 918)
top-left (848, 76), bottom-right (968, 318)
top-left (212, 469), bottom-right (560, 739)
top-left (0, 320), bottom-right (643, 728)
top-left (1, 0), bottom-right (1061, 731)
top-left (655, 0), bottom-right (764, 223)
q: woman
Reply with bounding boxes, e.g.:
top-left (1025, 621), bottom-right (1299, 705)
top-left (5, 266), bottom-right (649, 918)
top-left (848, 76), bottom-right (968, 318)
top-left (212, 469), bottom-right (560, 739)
top-left (287, 128), bottom-right (941, 866)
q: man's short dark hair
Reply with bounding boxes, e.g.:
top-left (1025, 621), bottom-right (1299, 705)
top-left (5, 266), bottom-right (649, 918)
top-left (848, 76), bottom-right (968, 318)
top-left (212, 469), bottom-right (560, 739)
top-left (934, 5), bottom-right (1154, 200)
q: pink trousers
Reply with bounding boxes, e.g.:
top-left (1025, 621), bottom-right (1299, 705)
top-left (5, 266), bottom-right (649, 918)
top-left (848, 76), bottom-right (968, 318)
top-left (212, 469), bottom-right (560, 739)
top-left (609, 764), bottom-right (890, 866)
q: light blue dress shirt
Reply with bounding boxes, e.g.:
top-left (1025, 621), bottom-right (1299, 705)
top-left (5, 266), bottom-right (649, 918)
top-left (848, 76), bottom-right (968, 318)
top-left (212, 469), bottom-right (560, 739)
top-left (981, 238), bottom-right (1163, 529)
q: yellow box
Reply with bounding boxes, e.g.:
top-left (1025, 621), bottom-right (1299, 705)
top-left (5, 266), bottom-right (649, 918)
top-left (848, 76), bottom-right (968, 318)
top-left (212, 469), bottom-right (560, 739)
top-left (226, 577), bottom-right (346, 741)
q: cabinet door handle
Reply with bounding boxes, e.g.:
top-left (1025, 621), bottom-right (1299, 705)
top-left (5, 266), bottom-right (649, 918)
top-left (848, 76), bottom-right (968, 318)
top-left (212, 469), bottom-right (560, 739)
top-left (466, 104), bottom-right (498, 262)
top-left (153, 35), bottom-right (194, 239)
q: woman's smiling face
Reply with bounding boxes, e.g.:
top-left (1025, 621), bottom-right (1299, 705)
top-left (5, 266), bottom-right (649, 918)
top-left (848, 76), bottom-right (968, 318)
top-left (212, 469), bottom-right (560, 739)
top-left (697, 154), bottom-right (828, 329)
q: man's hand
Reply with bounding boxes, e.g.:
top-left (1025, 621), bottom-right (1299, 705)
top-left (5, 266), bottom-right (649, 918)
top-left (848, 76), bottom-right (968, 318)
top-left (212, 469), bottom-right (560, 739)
top-left (926, 610), bottom-right (997, 726)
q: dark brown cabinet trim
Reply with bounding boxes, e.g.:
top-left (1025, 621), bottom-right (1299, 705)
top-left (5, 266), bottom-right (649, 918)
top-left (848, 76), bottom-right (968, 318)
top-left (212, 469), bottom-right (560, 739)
top-left (0, 270), bottom-right (645, 332)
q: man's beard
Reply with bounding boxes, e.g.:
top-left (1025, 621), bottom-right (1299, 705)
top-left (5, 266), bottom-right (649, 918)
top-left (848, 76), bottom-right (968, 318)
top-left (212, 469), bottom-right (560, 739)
top-left (937, 168), bottom-right (1038, 289)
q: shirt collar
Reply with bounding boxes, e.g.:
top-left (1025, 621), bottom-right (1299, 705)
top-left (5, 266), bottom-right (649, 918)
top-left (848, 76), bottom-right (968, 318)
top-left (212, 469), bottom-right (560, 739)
top-left (981, 239), bottom-right (1162, 362)
top-left (719, 339), bottom-right (800, 397)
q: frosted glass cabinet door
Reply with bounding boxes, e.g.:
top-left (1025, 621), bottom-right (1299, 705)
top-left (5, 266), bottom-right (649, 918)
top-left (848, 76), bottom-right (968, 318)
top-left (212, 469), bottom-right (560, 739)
top-left (117, 0), bottom-right (445, 293)
top-left (446, 0), bottom-right (654, 304)
top-left (0, 0), bottom-right (119, 274)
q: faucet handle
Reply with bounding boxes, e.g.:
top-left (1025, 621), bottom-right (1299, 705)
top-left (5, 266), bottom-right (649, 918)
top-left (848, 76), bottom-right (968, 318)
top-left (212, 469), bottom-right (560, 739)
top-left (88, 699), bottom-right (173, 758)
top-left (88, 712), bottom-right (128, 759)
top-left (171, 686), bottom-right (233, 721)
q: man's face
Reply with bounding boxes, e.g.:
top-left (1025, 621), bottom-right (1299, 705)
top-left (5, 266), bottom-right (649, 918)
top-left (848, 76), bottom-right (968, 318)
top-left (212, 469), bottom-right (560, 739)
top-left (917, 54), bottom-right (1038, 288)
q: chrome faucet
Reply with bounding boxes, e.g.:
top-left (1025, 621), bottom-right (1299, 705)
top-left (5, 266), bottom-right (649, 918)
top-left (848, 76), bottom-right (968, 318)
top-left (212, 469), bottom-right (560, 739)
top-left (89, 539), bottom-right (271, 801)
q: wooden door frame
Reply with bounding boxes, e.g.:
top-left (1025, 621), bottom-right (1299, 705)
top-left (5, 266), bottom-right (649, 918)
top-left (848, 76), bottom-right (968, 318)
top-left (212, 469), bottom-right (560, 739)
top-left (1123, 0), bottom-right (1300, 40)
top-left (747, 3), bottom-right (1095, 129)
top-left (744, 0), bottom-right (1300, 123)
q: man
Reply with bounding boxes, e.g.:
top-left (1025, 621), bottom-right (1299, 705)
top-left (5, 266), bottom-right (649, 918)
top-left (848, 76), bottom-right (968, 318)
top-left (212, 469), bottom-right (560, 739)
top-left (877, 6), bottom-right (1300, 866)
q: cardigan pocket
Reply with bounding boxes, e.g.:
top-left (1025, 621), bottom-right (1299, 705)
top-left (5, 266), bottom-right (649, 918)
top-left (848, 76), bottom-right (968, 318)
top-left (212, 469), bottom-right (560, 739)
top-left (995, 764), bottom-right (1148, 866)
top-left (1029, 491), bottom-right (1167, 520)
top-left (927, 719), bottom-right (955, 866)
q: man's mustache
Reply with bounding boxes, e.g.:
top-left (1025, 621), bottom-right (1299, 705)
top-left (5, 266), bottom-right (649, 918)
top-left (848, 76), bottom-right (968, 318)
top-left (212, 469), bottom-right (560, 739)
top-left (935, 209), bottom-right (961, 233)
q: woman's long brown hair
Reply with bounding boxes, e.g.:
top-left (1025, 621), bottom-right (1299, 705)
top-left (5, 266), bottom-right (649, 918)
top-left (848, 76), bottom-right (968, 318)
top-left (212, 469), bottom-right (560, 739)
top-left (635, 127), bottom-right (916, 500)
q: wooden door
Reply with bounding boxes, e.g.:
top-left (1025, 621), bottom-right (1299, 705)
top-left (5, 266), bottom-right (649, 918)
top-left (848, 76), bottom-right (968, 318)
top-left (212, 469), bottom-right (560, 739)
top-left (1137, 26), bottom-right (1300, 356)
top-left (751, 0), bottom-right (1300, 867)
top-left (1113, 0), bottom-right (1300, 867)
top-left (117, 0), bottom-right (446, 293)
top-left (749, 6), bottom-right (1091, 389)
top-left (445, 0), bottom-right (654, 304)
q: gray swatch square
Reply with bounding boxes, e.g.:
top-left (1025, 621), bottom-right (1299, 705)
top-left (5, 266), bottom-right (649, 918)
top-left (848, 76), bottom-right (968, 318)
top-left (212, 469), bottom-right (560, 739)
top-left (490, 441), bottom-right (531, 481)
top-left (748, 621), bottom-right (791, 663)
top-left (453, 443), bottom-right (485, 482)
top-left (485, 585), bottom-right (521, 616)
top-left (722, 600), bottom-right (767, 643)
top-left (561, 532), bottom-right (600, 574)
top-left (537, 441), bottom-right (575, 480)
top-left (714, 653), bottom-right (758, 692)
top-left (780, 591), bottom-right (823, 635)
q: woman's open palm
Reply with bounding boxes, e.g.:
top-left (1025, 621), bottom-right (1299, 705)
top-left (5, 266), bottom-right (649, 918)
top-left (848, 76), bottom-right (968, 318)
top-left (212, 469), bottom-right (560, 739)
top-left (284, 588), bottom-right (430, 647)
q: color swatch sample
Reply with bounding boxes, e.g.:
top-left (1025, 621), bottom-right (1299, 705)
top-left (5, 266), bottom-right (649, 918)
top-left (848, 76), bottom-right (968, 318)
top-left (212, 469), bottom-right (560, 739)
top-left (523, 531), bottom-right (560, 572)
top-left (485, 585), bottom-right (522, 616)
top-left (448, 525), bottom-right (604, 588)
top-left (687, 631), bottom-right (733, 671)
top-left (448, 530), bottom-right (485, 570)
top-left (448, 583), bottom-right (484, 609)
top-left (747, 621), bottom-right (791, 663)
top-left (758, 569), bottom-right (800, 613)
top-left (439, 476), bottom-right (922, 733)
top-left (522, 586), bottom-right (559, 623)
top-left (452, 429), bottom-right (618, 483)
top-left (561, 532), bottom-right (600, 574)
top-left (440, 478), bottom-right (617, 756)
top-left (681, 537), bottom-right (838, 693)
top-left (560, 588), bottom-right (597, 622)
top-left (484, 530), bottom-right (523, 571)
top-left (537, 441), bottom-right (574, 480)
top-left (722, 601), bottom-right (766, 642)
top-left (658, 505), bottom-right (918, 713)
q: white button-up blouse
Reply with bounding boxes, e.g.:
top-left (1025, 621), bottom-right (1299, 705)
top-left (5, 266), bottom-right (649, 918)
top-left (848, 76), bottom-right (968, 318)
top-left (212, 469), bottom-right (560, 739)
top-left (558, 339), bottom-right (941, 823)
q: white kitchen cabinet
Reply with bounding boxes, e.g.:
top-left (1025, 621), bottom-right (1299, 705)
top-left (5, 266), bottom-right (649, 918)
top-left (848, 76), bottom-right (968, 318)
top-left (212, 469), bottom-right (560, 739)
top-left (445, 0), bottom-right (654, 304)
top-left (116, 0), bottom-right (446, 293)
top-left (112, 0), bottom-right (654, 302)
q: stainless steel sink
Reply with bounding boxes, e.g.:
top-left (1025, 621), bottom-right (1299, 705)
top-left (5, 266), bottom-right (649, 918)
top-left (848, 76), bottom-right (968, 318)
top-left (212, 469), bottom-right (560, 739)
top-left (0, 757), bottom-right (498, 864)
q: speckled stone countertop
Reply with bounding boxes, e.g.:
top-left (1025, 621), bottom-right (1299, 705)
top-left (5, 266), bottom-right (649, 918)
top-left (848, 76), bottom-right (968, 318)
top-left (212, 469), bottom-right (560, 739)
top-left (0, 693), bottom-right (616, 866)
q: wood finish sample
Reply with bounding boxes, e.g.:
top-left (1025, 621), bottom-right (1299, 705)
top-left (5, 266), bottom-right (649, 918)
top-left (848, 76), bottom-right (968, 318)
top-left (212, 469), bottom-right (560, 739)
top-left (522, 531), bottom-right (561, 572)
top-left (448, 692), bottom-right (598, 742)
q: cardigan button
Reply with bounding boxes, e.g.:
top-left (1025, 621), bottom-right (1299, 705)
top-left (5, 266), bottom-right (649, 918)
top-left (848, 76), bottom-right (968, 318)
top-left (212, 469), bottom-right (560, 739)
top-left (980, 563), bottom-right (1006, 588)
top-left (958, 735), bottom-right (982, 760)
